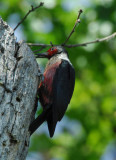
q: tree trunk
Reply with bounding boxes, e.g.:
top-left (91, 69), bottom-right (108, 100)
top-left (0, 18), bottom-right (40, 160)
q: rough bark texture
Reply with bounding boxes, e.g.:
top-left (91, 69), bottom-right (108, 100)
top-left (0, 18), bottom-right (40, 160)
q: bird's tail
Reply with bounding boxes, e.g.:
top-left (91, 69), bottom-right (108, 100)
top-left (47, 110), bottom-right (57, 138)
top-left (29, 108), bottom-right (57, 138)
top-left (29, 109), bottom-right (48, 135)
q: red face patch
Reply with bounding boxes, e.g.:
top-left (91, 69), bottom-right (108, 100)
top-left (47, 47), bottom-right (58, 57)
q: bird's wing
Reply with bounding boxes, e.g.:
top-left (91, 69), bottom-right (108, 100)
top-left (52, 60), bottom-right (75, 122)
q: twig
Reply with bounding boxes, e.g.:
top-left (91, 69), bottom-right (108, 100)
top-left (27, 32), bottom-right (116, 48)
top-left (27, 43), bottom-right (51, 47)
top-left (63, 32), bottom-right (116, 48)
top-left (33, 46), bottom-right (46, 53)
top-left (13, 2), bottom-right (44, 32)
top-left (50, 41), bottom-right (54, 47)
top-left (32, 41), bottom-right (54, 53)
top-left (62, 9), bottom-right (83, 45)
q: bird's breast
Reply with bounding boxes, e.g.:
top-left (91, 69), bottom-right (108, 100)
top-left (38, 60), bottom-right (61, 107)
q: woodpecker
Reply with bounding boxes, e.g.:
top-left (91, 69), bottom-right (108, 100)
top-left (29, 46), bottom-right (75, 137)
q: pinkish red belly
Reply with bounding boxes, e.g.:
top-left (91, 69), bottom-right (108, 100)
top-left (39, 60), bottom-right (61, 106)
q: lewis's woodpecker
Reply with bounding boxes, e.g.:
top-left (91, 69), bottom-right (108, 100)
top-left (29, 46), bottom-right (75, 137)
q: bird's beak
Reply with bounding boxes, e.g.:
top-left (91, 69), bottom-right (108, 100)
top-left (35, 52), bottom-right (48, 58)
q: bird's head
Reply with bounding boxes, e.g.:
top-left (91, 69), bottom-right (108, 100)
top-left (36, 46), bottom-right (67, 59)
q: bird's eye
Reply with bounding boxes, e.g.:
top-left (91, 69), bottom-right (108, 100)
top-left (51, 48), bottom-right (54, 51)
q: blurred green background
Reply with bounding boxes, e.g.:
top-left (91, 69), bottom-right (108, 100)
top-left (1, 0), bottom-right (116, 159)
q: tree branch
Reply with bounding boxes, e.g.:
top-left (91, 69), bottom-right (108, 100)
top-left (33, 46), bottom-right (46, 53)
top-left (26, 8), bottom-right (116, 50)
top-left (13, 2), bottom-right (44, 32)
top-left (27, 32), bottom-right (116, 49)
top-left (62, 9), bottom-right (83, 45)
top-left (63, 32), bottom-right (116, 48)
top-left (27, 43), bottom-right (51, 47)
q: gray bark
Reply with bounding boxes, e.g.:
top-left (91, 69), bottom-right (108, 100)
top-left (0, 18), bottom-right (40, 160)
